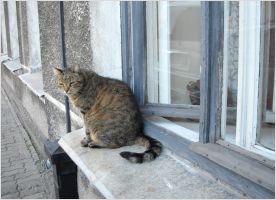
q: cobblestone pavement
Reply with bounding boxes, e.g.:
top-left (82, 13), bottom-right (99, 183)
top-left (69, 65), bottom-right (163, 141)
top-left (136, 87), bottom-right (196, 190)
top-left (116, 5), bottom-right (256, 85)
top-left (1, 89), bottom-right (55, 199)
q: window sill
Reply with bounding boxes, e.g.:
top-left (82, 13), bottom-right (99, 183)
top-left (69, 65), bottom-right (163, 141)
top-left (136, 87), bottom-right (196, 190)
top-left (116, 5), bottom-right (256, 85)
top-left (142, 116), bottom-right (274, 198)
top-left (19, 71), bottom-right (45, 98)
top-left (0, 55), bottom-right (10, 63)
top-left (2, 60), bottom-right (45, 99)
top-left (143, 115), bottom-right (199, 142)
top-left (217, 139), bottom-right (275, 167)
top-left (190, 141), bottom-right (275, 192)
top-left (58, 128), bottom-right (245, 199)
top-left (2, 59), bottom-right (22, 72)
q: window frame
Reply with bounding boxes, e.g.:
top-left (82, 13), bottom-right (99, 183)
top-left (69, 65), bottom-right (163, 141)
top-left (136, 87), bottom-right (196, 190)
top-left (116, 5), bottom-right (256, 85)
top-left (121, 1), bottom-right (224, 145)
top-left (221, 1), bottom-right (275, 159)
top-left (122, 1), bottom-right (274, 157)
top-left (121, 1), bottom-right (203, 116)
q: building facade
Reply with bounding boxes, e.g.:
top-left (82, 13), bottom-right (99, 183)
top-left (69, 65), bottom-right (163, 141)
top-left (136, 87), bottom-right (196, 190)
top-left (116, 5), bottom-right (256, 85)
top-left (1, 1), bottom-right (275, 198)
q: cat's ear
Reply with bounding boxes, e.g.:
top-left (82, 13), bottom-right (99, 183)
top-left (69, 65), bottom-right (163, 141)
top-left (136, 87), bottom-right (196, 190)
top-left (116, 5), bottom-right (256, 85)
top-left (72, 65), bottom-right (80, 73)
top-left (53, 67), bottom-right (63, 76)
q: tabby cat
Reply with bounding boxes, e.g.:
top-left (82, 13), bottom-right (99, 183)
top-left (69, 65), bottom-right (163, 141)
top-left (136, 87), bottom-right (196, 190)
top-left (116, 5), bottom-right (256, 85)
top-left (54, 65), bottom-right (162, 163)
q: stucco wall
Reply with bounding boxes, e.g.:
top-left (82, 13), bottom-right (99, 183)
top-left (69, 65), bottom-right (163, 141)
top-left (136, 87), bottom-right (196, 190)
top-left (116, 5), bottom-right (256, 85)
top-left (16, 2), bottom-right (29, 67)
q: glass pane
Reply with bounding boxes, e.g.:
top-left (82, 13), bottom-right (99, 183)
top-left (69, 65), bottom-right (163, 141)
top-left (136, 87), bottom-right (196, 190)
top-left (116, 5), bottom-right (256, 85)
top-left (222, 1), bottom-right (239, 144)
top-left (146, 1), bottom-right (201, 105)
top-left (257, 2), bottom-right (275, 151)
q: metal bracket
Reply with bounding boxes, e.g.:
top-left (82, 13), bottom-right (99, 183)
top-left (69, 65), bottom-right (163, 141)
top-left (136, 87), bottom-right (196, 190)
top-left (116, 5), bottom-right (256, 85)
top-left (44, 139), bottom-right (79, 199)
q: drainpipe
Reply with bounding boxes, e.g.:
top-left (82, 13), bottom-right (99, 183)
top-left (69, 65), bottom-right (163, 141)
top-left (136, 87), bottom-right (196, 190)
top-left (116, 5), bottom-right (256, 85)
top-left (59, 0), bottom-right (72, 133)
top-left (44, 2), bottom-right (78, 198)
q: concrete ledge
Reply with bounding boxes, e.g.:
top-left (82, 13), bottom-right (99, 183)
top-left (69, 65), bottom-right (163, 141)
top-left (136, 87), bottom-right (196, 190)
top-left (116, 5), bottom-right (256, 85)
top-left (2, 59), bottom-right (21, 72)
top-left (59, 129), bottom-right (244, 199)
top-left (0, 55), bottom-right (10, 63)
top-left (19, 71), bottom-right (44, 97)
top-left (2, 59), bottom-right (45, 98)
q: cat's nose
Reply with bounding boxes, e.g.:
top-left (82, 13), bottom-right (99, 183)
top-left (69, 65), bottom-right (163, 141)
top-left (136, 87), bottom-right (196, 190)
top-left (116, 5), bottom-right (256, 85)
top-left (65, 88), bottom-right (69, 93)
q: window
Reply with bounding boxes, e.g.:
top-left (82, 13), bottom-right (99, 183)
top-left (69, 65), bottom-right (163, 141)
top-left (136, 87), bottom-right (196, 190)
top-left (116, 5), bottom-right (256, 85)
top-left (121, 1), bottom-right (223, 144)
top-left (121, 1), bottom-right (274, 160)
top-left (222, 1), bottom-right (275, 159)
top-left (145, 1), bottom-right (201, 136)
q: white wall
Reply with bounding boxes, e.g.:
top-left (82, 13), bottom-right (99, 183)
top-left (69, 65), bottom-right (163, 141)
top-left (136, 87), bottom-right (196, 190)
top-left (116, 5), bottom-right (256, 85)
top-left (26, 0), bottom-right (42, 71)
top-left (1, 1), bottom-right (8, 55)
top-left (89, 1), bottom-right (122, 80)
top-left (7, 1), bottom-right (20, 60)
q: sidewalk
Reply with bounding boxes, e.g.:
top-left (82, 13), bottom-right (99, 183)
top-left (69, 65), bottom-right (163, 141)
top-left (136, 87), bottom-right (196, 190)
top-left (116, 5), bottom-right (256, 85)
top-left (1, 88), bottom-right (55, 199)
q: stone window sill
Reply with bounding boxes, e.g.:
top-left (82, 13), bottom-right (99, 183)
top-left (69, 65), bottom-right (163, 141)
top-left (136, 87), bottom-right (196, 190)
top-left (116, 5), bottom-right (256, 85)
top-left (19, 72), bottom-right (44, 98)
top-left (190, 142), bottom-right (275, 192)
top-left (3, 59), bottom-right (45, 99)
top-left (58, 128), bottom-right (245, 199)
top-left (3, 59), bottom-right (22, 72)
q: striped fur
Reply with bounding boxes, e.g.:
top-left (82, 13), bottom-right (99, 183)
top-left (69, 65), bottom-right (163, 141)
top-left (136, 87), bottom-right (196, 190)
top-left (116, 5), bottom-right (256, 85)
top-left (120, 136), bottom-right (162, 163)
top-left (54, 66), bottom-right (162, 163)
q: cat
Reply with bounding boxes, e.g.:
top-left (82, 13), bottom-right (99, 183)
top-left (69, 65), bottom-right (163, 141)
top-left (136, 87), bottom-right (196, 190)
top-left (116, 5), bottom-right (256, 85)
top-left (54, 65), bottom-right (162, 163)
top-left (187, 80), bottom-right (234, 106)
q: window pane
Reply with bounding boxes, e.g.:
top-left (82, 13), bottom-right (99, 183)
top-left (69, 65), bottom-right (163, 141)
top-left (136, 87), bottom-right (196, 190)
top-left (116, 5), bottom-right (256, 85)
top-left (257, 2), bottom-right (275, 151)
top-left (146, 1), bottom-right (201, 105)
top-left (222, 1), bottom-right (239, 144)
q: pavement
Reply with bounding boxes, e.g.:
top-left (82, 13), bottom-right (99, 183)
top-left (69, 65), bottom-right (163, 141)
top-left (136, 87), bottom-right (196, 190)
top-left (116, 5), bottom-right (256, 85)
top-left (1, 88), bottom-right (55, 199)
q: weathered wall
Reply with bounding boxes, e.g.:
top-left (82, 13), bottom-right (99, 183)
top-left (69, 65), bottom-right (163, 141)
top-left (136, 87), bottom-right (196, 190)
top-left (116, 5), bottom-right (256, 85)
top-left (38, 2), bottom-right (63, 103)
top-left (1, 64), bottom-right (48, 158)
top-left (4, 1), bottom-right (20, 60)
top-left (16, 1), bottom-right (29, 67)
top-left (3, 2), bottom-right (11, 57)
top-left (38, 1), bottom-right (94, 139)
top-left (2, 1), bottom-right (122, 198)
top-left (63, 2), bottom-right (93, 70)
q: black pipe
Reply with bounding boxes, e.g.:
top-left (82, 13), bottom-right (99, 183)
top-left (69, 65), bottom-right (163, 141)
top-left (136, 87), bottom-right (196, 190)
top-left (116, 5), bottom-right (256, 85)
top-left (59, 1), bottom-right (71, 133)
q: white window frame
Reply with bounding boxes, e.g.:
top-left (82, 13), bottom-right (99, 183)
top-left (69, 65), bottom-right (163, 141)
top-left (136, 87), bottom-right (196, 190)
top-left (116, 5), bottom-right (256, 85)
top-left (158, 1), bottom-right (171, 104)
top-left (222, 1), bottom-right (275, 160)
top-left (146, 1), bottom-right (172, 104)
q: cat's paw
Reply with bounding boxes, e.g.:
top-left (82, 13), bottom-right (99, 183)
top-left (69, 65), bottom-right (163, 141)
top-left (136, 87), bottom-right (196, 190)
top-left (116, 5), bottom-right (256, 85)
top-left (87, 142), bottom-right (95, 148)
top-left (87, 142), bottom-right (102, 148)
top-left (80, 137), bottom-right (89, 147)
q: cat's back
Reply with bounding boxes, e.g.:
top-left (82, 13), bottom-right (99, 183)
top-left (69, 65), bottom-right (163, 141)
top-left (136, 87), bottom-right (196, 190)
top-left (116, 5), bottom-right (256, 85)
top-left (79, 69), bottom-right (139, 113)
top-left (95, 76), bottom-right (137, 109)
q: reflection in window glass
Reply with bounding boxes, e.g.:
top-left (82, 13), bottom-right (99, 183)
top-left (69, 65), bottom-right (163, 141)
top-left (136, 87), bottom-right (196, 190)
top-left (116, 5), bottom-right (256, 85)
top-left (146, 1), bottom-right (201, 132)
top-left (222, 1), bottom-right (239, 144)
top-left (257, 2), bottom-right (275, 151)
top-left (146, 1), bottom-right (201, 105)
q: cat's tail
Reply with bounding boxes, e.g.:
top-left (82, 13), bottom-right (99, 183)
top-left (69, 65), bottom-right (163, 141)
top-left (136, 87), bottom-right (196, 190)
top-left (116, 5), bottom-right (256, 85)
top-left (120, 135), bottom-right (162, 163)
